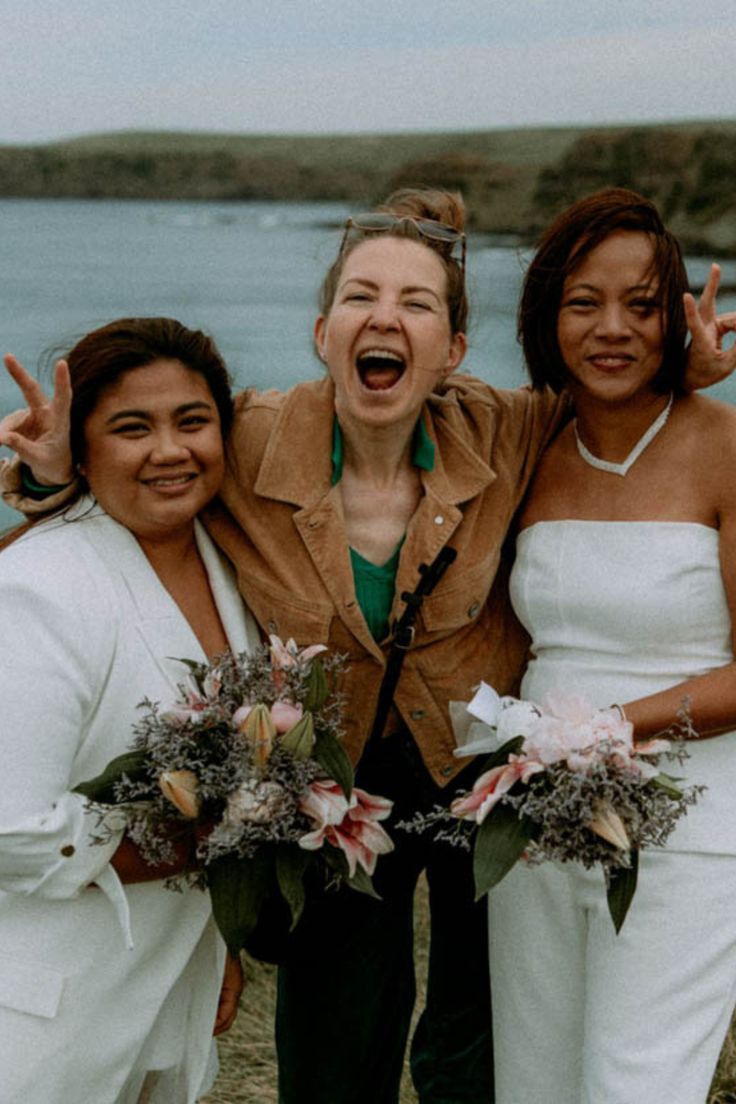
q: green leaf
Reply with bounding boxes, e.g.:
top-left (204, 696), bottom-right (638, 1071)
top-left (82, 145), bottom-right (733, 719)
top-left (473, 801), bottom-right (534, 899)
top-left (279, 713), bottom-right (316, 759)
top-left (651, 772), bottom-right (685, 798)
top-left (345, 863), bottom-right (381, 899)
top-left (318, 846), bottom-right (380, 898)
top-left (73, 749), bottom-right (150, 803)
top-left (207, 851), bottom-right (275, 956)
top-left (607, 850), bottom-right (639, 934)
top-left (304, 659), bottom-right (329, 712)
top-left (166, 656), bottom-right (207, 690)
top-left (275, 846), bottom-right (312, 929)
top-left (313, 729), bottom-right (354, 800)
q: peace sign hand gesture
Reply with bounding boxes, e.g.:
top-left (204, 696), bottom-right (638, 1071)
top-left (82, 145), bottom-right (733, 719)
top-left (0, 354), bottom-right (75, 485)
top-left (684, 264), bottom-right (736, 390)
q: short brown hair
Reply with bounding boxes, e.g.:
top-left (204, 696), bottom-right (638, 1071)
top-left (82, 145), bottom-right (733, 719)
top-left (319, 188), bottom-right (469, 335)
top-left (519, 188), bottom-right (689, 393)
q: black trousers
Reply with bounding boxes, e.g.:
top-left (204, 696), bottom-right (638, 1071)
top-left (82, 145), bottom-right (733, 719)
top-left (275, 726), bottom-right (494, 1104)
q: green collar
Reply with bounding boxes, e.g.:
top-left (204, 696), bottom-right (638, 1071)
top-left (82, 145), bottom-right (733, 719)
top-left (331, 417), bottom-right (435, 485)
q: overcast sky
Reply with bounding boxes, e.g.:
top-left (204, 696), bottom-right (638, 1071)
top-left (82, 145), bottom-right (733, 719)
top-left (2, 0), bottom-right (735, 143)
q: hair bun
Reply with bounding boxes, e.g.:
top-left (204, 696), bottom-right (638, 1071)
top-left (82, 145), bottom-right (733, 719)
top-left (378, 187), bottom-right (465, 233)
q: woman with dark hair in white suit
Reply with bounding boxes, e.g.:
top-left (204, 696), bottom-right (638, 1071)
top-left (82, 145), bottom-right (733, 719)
top-left (0, 318), bottom-right (260, 1104)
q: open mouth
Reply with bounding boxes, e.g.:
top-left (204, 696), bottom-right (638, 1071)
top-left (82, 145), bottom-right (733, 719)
top-left (356, 349), bottom-right (406, 391)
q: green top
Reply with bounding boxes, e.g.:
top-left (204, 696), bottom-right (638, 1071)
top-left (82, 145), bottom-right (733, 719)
top-left (331, 417), bottom-right (435, 641)
top-left (349, 543), bottom-right (403, 641)
top-left (330, 417), bottom-right (435, 484)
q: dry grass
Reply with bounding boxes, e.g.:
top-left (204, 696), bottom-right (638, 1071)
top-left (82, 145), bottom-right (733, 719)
top-left (203, 876), bottom-right (736, 1104)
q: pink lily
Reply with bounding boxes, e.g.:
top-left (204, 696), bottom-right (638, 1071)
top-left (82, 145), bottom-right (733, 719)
top-left (269, 635), bottom-right (327, 670)
top-left (298, 781), bottom-right (394, 876)
top-left (299, 779), bottom-right (352, 828)
top-left (269, 635), bottom-right (328, 691)
top-left (163, 684), bottom-right (211, 726)
top-left (451, 756), bottom-right (544, 824)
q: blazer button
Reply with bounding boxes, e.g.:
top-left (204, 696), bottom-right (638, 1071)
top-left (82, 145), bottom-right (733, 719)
top-left (467, 602), bottom-right (480, 618)
top-left (60, 844), bottom-right (75, 857)
top-left (410, 709), bottom-right (425, 721)
top-left (433, 515), bottom-right (444, 526)
top-left (441, 765), bottom-right (454, 778)
top-left (267, 620), bottom-right (278, 634)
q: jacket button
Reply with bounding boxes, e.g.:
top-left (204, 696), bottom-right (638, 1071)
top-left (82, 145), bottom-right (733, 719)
top-left (433, 515), bottom-right (444, 525)
top-left (267, 620), bottom-right (278, 633)
top-left (410, 709), bottom-right (425, 721)
top-left (441, 766), bottom-right (454, 777)
top-left (60, 845), bottom-right (75, 857)
top-left (468, 602), bottom-right (480, 618)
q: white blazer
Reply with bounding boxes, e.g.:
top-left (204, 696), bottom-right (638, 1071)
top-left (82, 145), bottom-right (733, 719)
top-left (0, 501), bottom-right (261, 1104)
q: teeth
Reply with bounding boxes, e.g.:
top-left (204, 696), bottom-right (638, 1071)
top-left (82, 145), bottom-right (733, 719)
top-left (146, 475), bottom-right (193, 487)
top-left (358, 349), bottom-right (404, 363)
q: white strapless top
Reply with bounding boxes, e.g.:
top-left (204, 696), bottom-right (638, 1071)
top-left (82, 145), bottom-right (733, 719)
top-left (510, 521), bottom-right (736, 853)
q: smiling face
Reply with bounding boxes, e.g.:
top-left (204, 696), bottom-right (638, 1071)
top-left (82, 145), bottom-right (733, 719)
top-left (557, 230), bottom-right (666, 406)
top-left (314, 236), bottom-right (466, 434)
top-left (80, 358), bottom-right (225, 545)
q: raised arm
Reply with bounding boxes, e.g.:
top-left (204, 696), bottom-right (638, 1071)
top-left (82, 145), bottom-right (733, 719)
top-left (0, 354), bottom-right (74, 484)
top-left (684, 264), bottom-right (736, 390)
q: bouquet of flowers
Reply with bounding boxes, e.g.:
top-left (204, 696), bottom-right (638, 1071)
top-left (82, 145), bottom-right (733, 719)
top-left (404, 684), bottom-right (703, 931)
top-left (76, 637), bottom-right (393, 955)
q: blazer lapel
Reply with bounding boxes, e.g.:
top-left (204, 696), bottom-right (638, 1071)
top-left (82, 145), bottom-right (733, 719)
top-left (194, 520), bottom-right (262, 654)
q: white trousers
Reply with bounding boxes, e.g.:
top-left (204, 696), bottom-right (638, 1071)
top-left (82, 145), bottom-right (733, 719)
top-left (488, 851), bottom-right (736, 1104)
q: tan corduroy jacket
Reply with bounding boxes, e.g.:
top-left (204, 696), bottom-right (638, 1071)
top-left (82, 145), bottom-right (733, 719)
top-left (1, 374), bottom-right (563, 786)
top-left (206, 374), bottom-right (563, 784)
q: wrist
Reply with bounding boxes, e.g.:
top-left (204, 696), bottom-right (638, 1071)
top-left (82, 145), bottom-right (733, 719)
top-left (20, 463), bottom-right (75, 497)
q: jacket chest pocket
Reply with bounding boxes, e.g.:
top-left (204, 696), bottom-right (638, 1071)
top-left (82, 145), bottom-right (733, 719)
top-left (0, 950), bottom-right (65, 1019)
top-left (242, 574), bottom-right (334, 645)
top-left (420, 552), bottom-right (500, 635)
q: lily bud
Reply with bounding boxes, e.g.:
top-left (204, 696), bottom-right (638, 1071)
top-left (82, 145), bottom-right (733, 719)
top-left (241, 702), bottom-right (277, 768)
top-left (587, 801), bottom-right (630, 851)
top-left (279, 712), bottom-right (316, 759)
top-left (159, 769), bottom-right (200, 819)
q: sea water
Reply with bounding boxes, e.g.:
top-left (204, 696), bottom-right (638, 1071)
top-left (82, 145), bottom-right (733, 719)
top-left (1, 198), bottom-right (735, 530)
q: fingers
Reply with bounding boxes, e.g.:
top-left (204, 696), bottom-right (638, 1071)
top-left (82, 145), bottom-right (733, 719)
top-left (684, 292), bottom-right (704, 339)
top-left (50, 360), bottom-right (72, 425)
top-left (2, 354), bottom-right (49, 409)
top-left (213, 988), bottom-right (240, 1035)
top-left (213, 953), bottom-right (244, 1035)
top-left (698, 263), bottom-right (721, 323)
top-left (716, 312), bottom-right (736, 338)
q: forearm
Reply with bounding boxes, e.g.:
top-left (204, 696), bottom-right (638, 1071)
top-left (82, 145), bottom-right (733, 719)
top-left (623, 662), bottom-right (736, 740)
top-left (109, 830), bottom-right (194, 884)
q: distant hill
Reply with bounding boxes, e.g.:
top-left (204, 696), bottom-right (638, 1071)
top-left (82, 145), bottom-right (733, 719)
top-left (1, 121), bottom-right (735, 254)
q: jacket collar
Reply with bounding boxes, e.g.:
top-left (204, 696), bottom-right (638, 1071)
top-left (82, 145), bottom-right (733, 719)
top-left (65, 499), bottom-right (259, 681)
top-left (253, 377), bottom-right (496, 508)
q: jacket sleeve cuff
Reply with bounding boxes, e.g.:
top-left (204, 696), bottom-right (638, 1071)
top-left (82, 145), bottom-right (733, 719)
top-left (0, 457), bottom-right (79, 516)
top-left (0, 792), bottom-right (133, 946)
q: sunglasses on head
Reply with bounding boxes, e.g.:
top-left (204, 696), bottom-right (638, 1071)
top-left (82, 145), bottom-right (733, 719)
top-left (339, 213), bottom-right (467, 273)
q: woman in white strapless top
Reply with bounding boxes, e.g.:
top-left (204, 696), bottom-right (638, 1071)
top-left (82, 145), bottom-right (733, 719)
top-left (488, 189), bottom-right (736, 1104)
